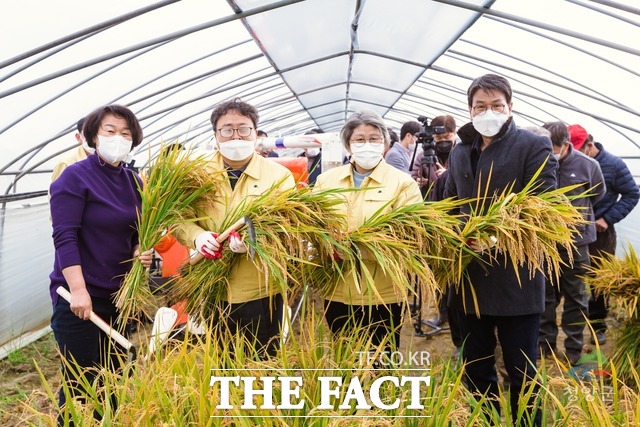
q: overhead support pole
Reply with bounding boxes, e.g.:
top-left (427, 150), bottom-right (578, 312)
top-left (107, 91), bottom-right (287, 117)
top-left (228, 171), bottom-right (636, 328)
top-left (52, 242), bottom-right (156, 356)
top-left (0, 0), bottom-right (306, 99)
top-left (431, 0), bottom-right (640, 56)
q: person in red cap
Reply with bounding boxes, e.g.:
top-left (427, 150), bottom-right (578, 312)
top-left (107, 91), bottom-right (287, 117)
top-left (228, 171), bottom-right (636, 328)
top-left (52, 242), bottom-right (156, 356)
top-left (539, 121), bottom-right (605, 366)
top-left (569, 125), bottom-right (640, 345)
top-left (568, 124), bottom-right (589, 151)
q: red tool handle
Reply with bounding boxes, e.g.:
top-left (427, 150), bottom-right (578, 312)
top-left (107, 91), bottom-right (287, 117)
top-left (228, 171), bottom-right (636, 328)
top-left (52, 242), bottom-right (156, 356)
top-left (189, 217), bottom-right (248, 265)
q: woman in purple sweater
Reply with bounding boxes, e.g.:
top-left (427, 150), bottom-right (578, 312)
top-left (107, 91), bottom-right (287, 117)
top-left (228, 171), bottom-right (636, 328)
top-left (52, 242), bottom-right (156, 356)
top-left (49, 104), bottom-right (151, 423)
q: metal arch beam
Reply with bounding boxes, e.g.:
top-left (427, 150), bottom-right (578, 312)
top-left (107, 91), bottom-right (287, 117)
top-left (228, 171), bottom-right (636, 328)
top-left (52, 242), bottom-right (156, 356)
top-left (485, 16), bottom-right (639, 78)
top-left (445, 48), bottom-right (639, 115)
top-left (125, 53), bottom-right (264, 109)
top-left (431, 0), bottom-right (640, 56)
top-left (1, 41), bottom-right (171, 137)
top-left (0, 0), bottom-right (180, 69)
top-left (0, 0), bottom-right (306, 99)
top-left (0, 31), bottom-right (105, 84)
top-left (1, 67), bottom-right (284, 180)
top-left (567, 0), bottom-right (640, 25)
top-left (416, 64), bottom-right (640, 148)
top-left (578, 0), bottom-right (640, 15)
top-left (118, 39), bottom-right (256, 110)
top-left (456, 38), bottom-right (637, 113)
top-left (441, 51), bottom-right (640, 148)
top-left (1, 42), bottom-right (259, 172)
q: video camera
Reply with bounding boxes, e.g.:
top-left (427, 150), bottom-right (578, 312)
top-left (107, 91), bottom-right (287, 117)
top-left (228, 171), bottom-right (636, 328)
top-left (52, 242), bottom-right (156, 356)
top-left (416, 116), bottom-right (447, 167)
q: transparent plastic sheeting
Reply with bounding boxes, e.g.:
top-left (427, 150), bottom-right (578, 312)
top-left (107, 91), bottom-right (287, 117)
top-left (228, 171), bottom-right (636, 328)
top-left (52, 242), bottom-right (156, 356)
top-left (1, 200), bottom-right (640, 356)
top-left (0, 201), bottom-right (54, 357)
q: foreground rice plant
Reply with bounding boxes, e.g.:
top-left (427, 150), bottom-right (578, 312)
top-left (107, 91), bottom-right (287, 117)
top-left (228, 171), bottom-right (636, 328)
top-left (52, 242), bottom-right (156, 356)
top-left (312, 198), bottom-right (465, 307)
top-left (170, 185), bottom-right (350, 317)
top-left (116, 145), bottom-right (222, 322)
top-left (23, 309), bottom-right (640, 426)
top-left (585, 243), bottom-right (640, 385)
top-left (441, 165), bottom-right (586, 315)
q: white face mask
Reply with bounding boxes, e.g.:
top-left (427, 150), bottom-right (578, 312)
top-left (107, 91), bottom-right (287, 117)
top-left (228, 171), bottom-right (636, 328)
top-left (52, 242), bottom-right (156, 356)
top-left (81, 137), bottom-right (95, 155)
top-left (472, 109), bottom-right (510, 137)
top-left (553, 145), bottom-right (566, 162)
top-left (351, 143), bottom-right (385, 170)
top-left (305, 148), bottom-right (320, 158)
top-left (218, 139), bottom-right (255, 162)
top-left (97, 135), bottom-right (132, 164)
top-left (407, 142), bottom-right (416, 153)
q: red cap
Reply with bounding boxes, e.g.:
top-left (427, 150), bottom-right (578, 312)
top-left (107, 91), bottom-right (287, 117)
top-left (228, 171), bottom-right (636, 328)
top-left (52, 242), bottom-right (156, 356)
top-left (568, 124), bottom-right (588, 150)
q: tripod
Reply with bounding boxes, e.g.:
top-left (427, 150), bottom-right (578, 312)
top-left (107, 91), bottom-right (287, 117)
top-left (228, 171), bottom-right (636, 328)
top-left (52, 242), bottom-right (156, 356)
top-left (409, 274), bottom-right (448, 337)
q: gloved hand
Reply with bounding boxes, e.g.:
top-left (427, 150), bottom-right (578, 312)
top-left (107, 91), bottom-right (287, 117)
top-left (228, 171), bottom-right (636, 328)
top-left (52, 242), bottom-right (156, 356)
top-left (228, 231), bottom-right (248, 254)
top-left (195, 231), bottom-right (222, 259)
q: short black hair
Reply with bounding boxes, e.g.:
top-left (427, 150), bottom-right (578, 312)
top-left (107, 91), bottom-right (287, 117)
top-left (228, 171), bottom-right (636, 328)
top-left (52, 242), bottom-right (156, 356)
top-left (76, 117), bottom-right (85, 133)
top-left (82, 104), bottom-right (143, 149)
top-left (542, 121), bottom-right (569, 148)
top-left (400, 121), bottom-right (421, 140)
top-left (257, 130), bottom-right (268, 138)
top-left (467, 74), bottom-right (512, 107)
top-left (210, 97), bottom-right (259, 131)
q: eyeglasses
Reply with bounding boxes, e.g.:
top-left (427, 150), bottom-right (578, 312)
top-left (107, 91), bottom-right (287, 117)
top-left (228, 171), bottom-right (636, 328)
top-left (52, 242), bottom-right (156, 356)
top-left (472, 104), bottom-right (506, 115)
top-left (217, 126), bottom-right (254, 138)
top-left (350, 137), bottom-right (384, 147)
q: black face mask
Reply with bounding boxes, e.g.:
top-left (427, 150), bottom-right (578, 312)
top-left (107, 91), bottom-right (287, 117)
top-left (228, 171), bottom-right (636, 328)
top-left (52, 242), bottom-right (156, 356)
top-left (435, 140), bottom-right (453, 155)
top-left (435, 140), bottom-right (454, 165)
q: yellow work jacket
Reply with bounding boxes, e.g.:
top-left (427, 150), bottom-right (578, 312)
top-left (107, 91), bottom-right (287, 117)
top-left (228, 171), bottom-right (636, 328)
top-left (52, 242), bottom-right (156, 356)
top-left (314, 160), bottom-right (423, 305)
top-left (173, 152), bottom-right (295, 303)
top-left (51, 146), bottom-right (89, 182)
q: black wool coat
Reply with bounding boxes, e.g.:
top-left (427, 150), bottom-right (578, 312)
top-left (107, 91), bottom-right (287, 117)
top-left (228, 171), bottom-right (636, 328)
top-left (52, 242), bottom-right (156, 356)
top-left (444, 119), bottom-right (558, 316)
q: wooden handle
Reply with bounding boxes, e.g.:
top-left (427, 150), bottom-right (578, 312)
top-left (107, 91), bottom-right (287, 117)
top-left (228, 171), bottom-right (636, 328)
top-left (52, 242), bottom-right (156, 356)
top-left (56, 287), bottom-right (133, 351)
top-left (189, 217), bottom-right (248, 265)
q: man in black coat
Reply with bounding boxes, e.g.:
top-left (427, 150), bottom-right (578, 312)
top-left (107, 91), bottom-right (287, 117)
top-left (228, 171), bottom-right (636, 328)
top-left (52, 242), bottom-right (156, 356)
top-left (444, 74), bottom-right (557, 426)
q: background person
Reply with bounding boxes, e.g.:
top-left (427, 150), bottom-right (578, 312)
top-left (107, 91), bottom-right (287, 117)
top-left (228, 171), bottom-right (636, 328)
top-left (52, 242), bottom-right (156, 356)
top-left (173, 98), bottom-right (295, 357)
top-left (49, 105), bottom-right (152, 423)
top-left (315, 110), bottom-right (422, 352)
top-left (412, 118), bottom-right (456, 199)
top-left (256, 129), bottom-right (278, 157)
top-left (384, 120), bottom-right (420, 174)
top-left (538, 121), bottom-right (605, 365)
top-left (424, 115), bottom-right (462, 356)
top-left (569, 125), bottom-right (640, 345)
top-left (50, 117), bottom-right (94, 182)
top-left (444, 74), bottom-right (557, 426)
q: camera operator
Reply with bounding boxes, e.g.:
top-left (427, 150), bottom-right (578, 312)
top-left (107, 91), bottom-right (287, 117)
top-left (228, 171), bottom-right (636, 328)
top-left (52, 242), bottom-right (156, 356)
top-left (410, 116), bottom-right (452, 199)
top-left (423, 115), bottom-right (461, 356)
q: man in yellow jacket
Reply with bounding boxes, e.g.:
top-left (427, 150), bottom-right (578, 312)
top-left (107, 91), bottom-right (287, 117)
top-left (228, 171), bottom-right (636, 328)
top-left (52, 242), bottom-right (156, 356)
top-left (315, 110), bottom-right (422, 350)
top-left (173, 98), bottom-right (295, 356)
top-left (51, 118), bottom-right (95, 182)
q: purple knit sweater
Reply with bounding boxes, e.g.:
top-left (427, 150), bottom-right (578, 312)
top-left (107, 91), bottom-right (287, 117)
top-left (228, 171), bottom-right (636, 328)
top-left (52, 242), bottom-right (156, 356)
top-left (49, 153), bottom-right (141, 305)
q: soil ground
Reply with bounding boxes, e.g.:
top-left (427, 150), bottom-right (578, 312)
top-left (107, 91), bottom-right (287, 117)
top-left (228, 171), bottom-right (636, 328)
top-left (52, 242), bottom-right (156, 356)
top-left (0, 294), bottom-right (618, 426)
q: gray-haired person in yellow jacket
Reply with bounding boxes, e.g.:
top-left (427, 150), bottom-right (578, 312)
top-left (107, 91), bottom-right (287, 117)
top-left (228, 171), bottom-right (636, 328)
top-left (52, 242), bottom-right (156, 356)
top-left (315, 110), bottom-right (422, 351)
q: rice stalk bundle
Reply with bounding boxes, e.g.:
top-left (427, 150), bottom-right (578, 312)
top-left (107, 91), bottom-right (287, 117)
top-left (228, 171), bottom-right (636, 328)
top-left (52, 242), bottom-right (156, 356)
top-left (449, 164), bottom-right (586, 289)
top-left (171, 184), bottom-right (351, 317)
top-left (611, 319), bottom-right (640, 387)
top-left (584, 243), bottom-right (640, 319)
top-left (116, 146), bottom-right (222, 322)
top-left (317, 199), bottom-right (465, 305)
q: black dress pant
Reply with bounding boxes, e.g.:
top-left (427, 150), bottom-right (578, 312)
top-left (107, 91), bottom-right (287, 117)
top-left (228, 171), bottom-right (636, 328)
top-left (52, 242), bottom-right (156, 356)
top-left (51, 295), bottom-right (127, 425)
top-left (324, 300), bottom-right (403, 350)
